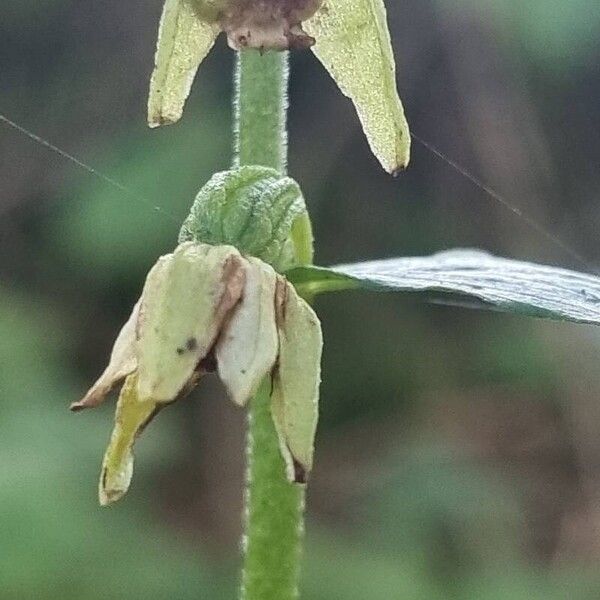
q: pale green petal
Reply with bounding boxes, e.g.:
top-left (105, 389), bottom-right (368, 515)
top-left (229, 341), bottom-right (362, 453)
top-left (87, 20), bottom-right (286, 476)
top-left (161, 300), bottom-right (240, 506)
top-left (148, 0), bottom-right (219, 127)
top-left (99, 373), bottom-right (159, 505)
top-left (71, 302), bottom-right (140, 411)
top-left (136, 242), bottom-right (246, 402)
top-left (271, 280), bottom-right (322, 482)
top-left (216, 258), bottom-right (279, 407)
top-left (304, 0), bottom-right (411, 173)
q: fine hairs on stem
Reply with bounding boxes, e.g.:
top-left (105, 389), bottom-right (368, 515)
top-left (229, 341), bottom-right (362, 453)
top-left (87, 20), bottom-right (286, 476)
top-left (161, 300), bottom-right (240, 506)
top-left (235, 50), bottom-right (307, 600)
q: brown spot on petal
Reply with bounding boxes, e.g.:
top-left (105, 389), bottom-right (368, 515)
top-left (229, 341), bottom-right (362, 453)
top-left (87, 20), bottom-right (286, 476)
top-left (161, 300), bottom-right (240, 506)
top-left (217, 255), bottom-right (247, 322)
top-left (176, 337), bottom-right (199, 355)
top-left (70, 384), bottom-right (116, 412)
top-left (274, 275), bottom-right (289, 327)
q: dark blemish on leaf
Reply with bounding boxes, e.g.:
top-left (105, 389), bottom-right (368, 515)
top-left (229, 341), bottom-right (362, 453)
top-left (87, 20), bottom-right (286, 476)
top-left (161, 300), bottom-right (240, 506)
top-left (293, 458), bottom-right (307, 484)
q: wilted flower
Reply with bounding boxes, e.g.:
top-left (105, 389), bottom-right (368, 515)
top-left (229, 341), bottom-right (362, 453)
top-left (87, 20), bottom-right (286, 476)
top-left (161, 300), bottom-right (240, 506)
top-left (73, 168), bottom-right (322, 505)
top-left (148, 0), bottom-right (410, 173)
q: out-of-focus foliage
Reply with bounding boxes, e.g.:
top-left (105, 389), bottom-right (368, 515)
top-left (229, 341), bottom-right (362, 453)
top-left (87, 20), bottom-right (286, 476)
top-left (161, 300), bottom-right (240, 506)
top-left (2, 0), bottom-right (600, 598)
top-left (443, 0), bottom-right (600, 67)
top-left (0, 293), bottom-right (223, 598)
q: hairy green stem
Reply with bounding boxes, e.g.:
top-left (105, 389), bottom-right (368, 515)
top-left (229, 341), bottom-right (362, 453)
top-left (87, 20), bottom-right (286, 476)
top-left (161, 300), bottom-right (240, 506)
top-left (235, 50), bottom-right (306, 600)
top-left (241, 380), bottom-right (305, 600)
top-left (234, 50), bottom-right (289, 171)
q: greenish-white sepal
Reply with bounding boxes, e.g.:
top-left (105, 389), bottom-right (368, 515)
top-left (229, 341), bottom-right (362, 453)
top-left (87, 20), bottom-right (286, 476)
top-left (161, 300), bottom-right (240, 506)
top-left (148, 0), bottom-right (219, 127)
top-left (99, 373), bottom-right (159, 506)
top-left (136, 242), bottom-right (246, 403)
top-left (305, 0), bottom-right (411, 173)
top-left (71, 301), bottom-right (140, 411)
top-left (216, 258), bottom-right (279, 407)
top-left (271, 280), bottom-right (322, 483)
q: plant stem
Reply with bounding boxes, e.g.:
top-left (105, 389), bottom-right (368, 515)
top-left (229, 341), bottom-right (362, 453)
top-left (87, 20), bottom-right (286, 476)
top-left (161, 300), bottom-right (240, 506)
top-left (241, 380), bottom-right (305, 600)
top-left (234, 50), bottom-right (289, 172)
top-left (234, 50), bottom-right (306, 600)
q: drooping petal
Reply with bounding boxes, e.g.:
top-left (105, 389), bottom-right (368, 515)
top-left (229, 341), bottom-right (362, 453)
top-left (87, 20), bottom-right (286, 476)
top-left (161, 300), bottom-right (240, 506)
top-left (304, 0), bottom-right (411, 173)
top-left (271, 279), bottom-right (322, 483)
top-left (99, 373), bottom-right (160, 506)
top-left (148, 0), bottom-right (220, 127)
top-left (216, 257), bottom-right (279, 407)
top-left (70, 302), bottom-right (140, 411)
top-left (136, 242), bottom-right (246, 403)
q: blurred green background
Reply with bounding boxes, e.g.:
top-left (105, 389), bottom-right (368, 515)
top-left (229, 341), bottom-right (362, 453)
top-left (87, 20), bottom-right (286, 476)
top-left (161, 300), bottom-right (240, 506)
top-left (2, 1), bottom-right (600, 598)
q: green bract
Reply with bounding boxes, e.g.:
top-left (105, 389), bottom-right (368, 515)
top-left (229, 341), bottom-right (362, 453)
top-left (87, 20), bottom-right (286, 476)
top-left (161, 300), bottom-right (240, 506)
top-left (73, 241), bottom-right (322, 505)
top-left (179, 166), bottom-right (313, 272)
top-left (148, 0), bottom-right (410, 173)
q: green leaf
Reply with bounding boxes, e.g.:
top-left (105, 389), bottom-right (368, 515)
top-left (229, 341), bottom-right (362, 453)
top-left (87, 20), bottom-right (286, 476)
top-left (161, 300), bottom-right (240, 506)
top-left (148, 0), bottom-right (219, 127)
top-left (304, 0), bottom-right (411, 174)
top-left (287, 249), bottom-right (600, 325)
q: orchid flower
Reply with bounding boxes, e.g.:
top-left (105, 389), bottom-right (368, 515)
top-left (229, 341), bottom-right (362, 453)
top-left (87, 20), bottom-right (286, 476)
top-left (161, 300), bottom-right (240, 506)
top-left (72, 167), bottom-right (321, 505)
top-left (73, 166), bottom-right (600, 509)
top-left (148, 0), bottom-right (411, 174)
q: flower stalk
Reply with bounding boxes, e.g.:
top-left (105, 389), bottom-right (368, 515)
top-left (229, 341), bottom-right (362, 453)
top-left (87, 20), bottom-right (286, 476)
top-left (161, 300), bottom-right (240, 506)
top-left (234, 49), bottom-right (289, 172)
top-left (235, 49), bottom-right (307, 600)
top-left (78, 0), bottom-right (412, 595)
top-left (72, 4), bottom-right (600, 600)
